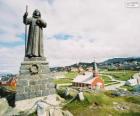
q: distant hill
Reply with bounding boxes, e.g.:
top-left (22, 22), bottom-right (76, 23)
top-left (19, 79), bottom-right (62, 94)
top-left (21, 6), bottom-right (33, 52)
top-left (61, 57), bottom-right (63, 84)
top-left (0, 72), bottom-right (13, 77)
top-left (50, 57), bottom-right (140, 72)
top-left (0, 73), bottom-right (15, 81)
top-left (101, 57), bottom-right (140, 65)
top-left (70, 62), bottom-right (95, 68)
top-left (98, 57), bottom-right (140, 70)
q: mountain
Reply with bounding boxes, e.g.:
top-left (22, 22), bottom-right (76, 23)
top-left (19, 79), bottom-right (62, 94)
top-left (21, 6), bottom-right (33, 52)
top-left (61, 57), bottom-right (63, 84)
top-left (98, 57), bottom-right (140, 70)
top-left (50, 57), bottom-right (140, 72)
top-left (0, 72), bottom-right (15, 79)
top-left (101, 57), bottom-right (140, 65)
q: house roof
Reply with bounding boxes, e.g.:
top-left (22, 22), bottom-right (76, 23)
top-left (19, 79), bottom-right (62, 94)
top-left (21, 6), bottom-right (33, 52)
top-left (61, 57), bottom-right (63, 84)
top-left (73, 72), bottom-right (96, 84)
top-left (73, 62), bottom-right (101, 85)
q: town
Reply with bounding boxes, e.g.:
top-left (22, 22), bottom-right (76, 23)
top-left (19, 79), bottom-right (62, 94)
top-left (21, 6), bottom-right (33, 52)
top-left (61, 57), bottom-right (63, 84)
top-left (0, 0), bottom-right (140, 116)
top-left (0, 57), bottom-right (140, 116)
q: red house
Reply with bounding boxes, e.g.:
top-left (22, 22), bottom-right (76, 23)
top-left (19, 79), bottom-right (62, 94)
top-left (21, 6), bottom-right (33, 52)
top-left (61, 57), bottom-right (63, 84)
top-left (0, 76), bottom-right (17, 91)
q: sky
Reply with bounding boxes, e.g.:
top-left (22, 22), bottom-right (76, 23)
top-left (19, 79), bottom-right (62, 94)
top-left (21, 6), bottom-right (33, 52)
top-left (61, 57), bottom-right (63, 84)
top-left (0, 0), bottom-right (140, 73)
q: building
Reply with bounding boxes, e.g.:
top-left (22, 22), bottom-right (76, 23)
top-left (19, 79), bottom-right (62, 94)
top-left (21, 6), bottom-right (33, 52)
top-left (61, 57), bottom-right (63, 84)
top-left (125, 79), bottom-right (138, 86)
top-left (0, 76), bottom-right (17, 90)
top-left (125, 77), bottom-right (140, 86)
top-left (72, 62), bottom-right (104, 89)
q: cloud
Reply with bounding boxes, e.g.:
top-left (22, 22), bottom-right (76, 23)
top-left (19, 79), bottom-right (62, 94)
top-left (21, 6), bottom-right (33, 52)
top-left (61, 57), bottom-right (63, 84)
top-left (0, 0), bottom-right (140, 73)
top-left (0, 46), bottom-right (24, 73)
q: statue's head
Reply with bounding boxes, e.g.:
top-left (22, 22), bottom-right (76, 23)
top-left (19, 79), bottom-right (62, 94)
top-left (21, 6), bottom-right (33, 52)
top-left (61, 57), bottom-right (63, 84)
top-left (33, 9), bottom-right (41, 18)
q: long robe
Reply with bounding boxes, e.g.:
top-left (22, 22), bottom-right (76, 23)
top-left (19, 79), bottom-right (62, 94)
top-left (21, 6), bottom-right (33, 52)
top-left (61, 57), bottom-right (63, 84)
top-left (23, 16), bottom-right (46, 57)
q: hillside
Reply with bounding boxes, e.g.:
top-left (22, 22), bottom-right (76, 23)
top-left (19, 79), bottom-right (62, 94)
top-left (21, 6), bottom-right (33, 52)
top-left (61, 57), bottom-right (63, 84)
top-left (50, 57), bottom-right (140, 72)
top-left (101, 57), bottom-right (140, 65)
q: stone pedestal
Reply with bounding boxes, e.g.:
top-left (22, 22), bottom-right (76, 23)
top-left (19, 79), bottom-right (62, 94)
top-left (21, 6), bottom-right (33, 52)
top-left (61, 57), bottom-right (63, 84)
top-left (16, 57), bottom-right (56, 101)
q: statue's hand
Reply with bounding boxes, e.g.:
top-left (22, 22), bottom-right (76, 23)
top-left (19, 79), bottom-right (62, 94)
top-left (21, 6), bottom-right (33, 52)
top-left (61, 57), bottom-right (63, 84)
top-left (36, 19), bottom-right (46, 28)
top-left (24, 12), bottom-right (28, 17)
top-left (36, 19), bottom-right (41, 25)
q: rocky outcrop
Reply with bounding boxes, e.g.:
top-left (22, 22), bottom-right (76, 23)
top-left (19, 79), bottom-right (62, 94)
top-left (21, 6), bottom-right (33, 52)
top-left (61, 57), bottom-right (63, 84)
top-left (0, 98), bottom-right (19, 116)
top-left (0, 94), bottom-right (73, 116)
top-left (15, 94), bottom-right (73, 116)
top-left (0, 98), bottom-right (9, 116)
top-left (36, 94), bottom-right (73, 116)
top-left (113, 102), bottom-right (129, 111)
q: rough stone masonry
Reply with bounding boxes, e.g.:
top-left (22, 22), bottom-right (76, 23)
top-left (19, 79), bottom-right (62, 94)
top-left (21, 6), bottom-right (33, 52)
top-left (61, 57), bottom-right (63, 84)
top-left (16, 9), bottom-right (55, 101)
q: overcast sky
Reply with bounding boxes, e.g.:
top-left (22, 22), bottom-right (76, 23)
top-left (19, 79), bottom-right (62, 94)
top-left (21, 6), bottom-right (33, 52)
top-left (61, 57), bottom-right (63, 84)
top-left (0, 0), bottom-right (140, 73)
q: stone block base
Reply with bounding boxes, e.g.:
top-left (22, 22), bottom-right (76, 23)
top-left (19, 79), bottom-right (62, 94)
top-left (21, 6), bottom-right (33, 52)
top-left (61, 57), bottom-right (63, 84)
top-left (16, 58), bottom-right (56, 101)
top-left (20, 60), bottom-right (50, 75)
top-left (16, 74), bottom-right (56, 101)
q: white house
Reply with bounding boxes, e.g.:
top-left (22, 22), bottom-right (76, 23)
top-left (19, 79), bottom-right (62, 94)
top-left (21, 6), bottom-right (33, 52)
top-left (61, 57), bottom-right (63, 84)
top-left (125, 78), bottom-right (139, 86)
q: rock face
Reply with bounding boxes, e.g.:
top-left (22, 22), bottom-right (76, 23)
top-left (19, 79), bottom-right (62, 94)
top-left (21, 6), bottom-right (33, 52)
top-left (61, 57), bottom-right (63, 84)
top-left (16, 57), bottom-right (56, 101)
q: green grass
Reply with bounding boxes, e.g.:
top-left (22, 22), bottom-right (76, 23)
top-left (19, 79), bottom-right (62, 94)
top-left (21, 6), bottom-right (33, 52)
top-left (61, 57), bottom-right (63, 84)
top-left (62, 90), bottom-right (140, 116)
top-left (101, 75), bottom-right (112, 84)
top-left (102, 70), bottom-right (138, 81)
top-left (121, 85), bottom-right (134, 91)
top-left (111, 72), bottom-right (134, 81)
top-left (53, 71), bottom-right (78, 84)
top-left (124, 96), bottom-right (140, 105)
top-left (64, 71), bottom-right (78, 79)
top-left (101, 75), bottom-right (120, 86)
top-left (53, 78), bottom-right (73, 84)
top-left (26, 91), bottom-right (140, 116)
top-left (28, 112), bottom-right (37, 116)
top-left (105, 81), bottom-right (120, 86)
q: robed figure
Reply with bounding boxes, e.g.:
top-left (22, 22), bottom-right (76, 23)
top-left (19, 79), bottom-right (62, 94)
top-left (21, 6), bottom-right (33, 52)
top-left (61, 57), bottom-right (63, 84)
top-left (23, 9), bottom-right (47, 57)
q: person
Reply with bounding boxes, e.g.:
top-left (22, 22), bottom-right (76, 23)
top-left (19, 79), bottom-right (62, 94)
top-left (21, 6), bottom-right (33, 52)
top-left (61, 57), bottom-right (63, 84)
top-left (23, 9), bottom-right (47, 57)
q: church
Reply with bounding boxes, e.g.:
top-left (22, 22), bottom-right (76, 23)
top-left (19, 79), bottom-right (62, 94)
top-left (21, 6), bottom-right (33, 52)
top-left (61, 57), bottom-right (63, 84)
top-left (72, 62), bottom-right (104, 89)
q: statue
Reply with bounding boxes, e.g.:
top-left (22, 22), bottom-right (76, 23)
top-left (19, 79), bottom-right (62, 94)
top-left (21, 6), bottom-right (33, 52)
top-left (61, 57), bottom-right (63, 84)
top-left (16, 7), bottom-right (55, 101)
top-left (23, 9), bottom-right (47, 57)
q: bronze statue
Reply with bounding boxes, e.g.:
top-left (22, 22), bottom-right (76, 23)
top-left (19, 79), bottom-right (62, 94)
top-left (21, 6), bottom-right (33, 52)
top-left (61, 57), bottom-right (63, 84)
top-left (23, 9), bottom-right (47, 57)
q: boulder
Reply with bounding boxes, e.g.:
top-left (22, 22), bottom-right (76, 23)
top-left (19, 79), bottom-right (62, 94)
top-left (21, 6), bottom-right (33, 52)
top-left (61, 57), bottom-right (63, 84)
top-left (37, 101), bottom-right (48, 116)
top-left (134, 85), bottom-right (140, 92)
top-left (36, 94), bottom-right (73, 116)
top-left (0, 98), bottom-right (9, 116)
top-left (78, 92), bottom-right (84, 101)
top-left (64, 88), bottom-right (78, 98)
top-left (49, 109), bottom-right (63, 116)
top-left (48, 109), bottom-right (73, 116)
top-left (0, 98), bottom-right (19, 116)
top-left (62, 110), bottom-right (73, 116)
top-left (15, 94), bottom-right (73, 116)
top-left (36, 101), bottom-right (73, 116)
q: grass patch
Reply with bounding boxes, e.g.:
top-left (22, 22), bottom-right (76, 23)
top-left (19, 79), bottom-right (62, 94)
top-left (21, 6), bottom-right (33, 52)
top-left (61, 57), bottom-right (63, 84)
top-left (63, 91), bottom-right (140, 116)
top-left (53, 71), bottom-right (78, 84)
top-left (27, 112), bottom-right (37, 116)
top-left (121, 85), bottom-right (134, 91)
top-left (64, 92), bottom-right (114, 116)
top-left (105, 81), bottom-right (120, 86)
top-left (101, 75), bottom-right (112, 84)
top-left (53, 78), bottom-right (73, 84)
top-left (124, 96), bottom-right (140, 105)
top-left (101, 74), bottom-right (120, 85)
top-left (102, 70), bottom-right (138, 81)
top-left (64, 71), bottom-right (78, 79)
